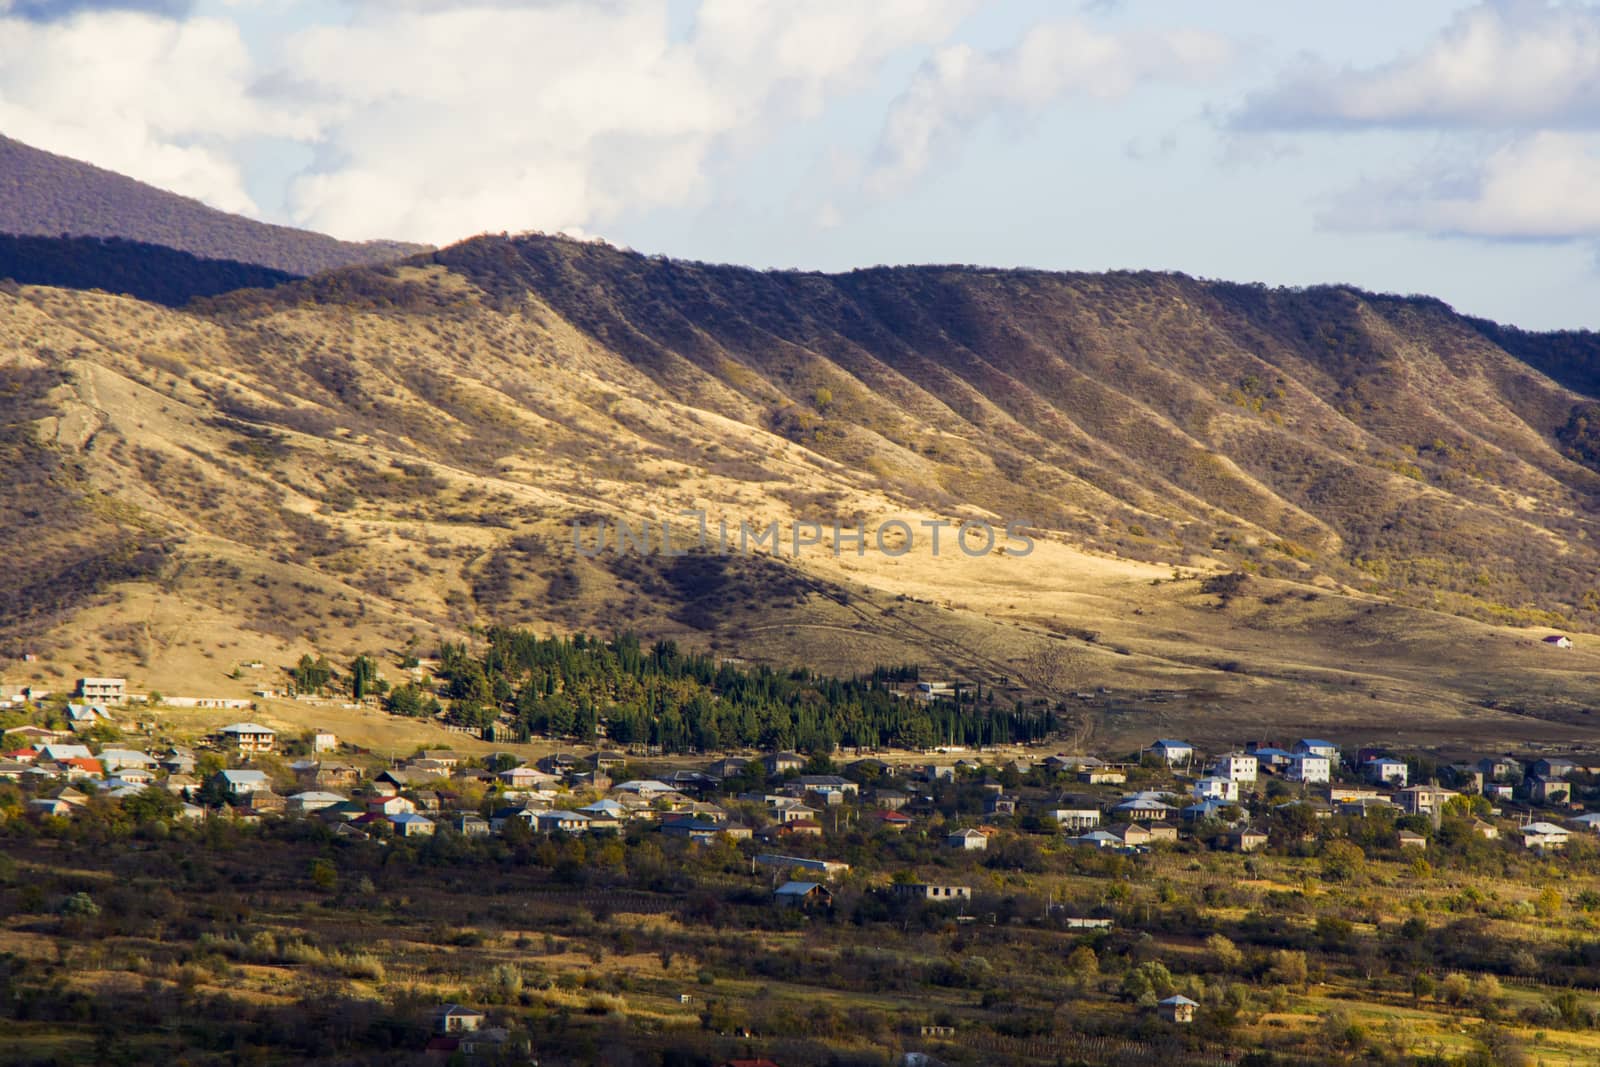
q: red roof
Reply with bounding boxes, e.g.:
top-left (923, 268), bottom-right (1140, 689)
top-left (876, 809), bottom-right (911, 822)
top-left (62, 758), bottom-right (103, 775)
top-left (5, 748), bottom-right (38, 762)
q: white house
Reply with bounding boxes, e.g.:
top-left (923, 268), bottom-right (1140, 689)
top-left (1521, 821), bottom-right (1570, 851)
top-left (1285, 754), bottom-right (1331, 784)
top-left (1364, 757), bottom-right (1409, 787)
top-left (219, 723), bottom-right (277, 753)
top-left (1211, 752), bottom-right (1258, 784)
top-left (76, 677), bottom-right (126, 704)
top-left (1192, 776), bottom-right (1240, 802)
top-left (390, 812), bottom-right (435, 837)
top-left (946, 828), bottom-right (988, 851)
top-left (1051, 808), bottom-right (1102, 831)
top-left (1292, 739), bottom-right (1340, 761)
top-left (214, 769), bottom-right (269, 796)
top-left (287, 791), bottom-right (346, 814)
top-left (1149, 739), bottom-right (1195, 766)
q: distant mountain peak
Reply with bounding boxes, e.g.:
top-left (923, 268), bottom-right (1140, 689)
top-left (0, 134), bottom-right (428, 276)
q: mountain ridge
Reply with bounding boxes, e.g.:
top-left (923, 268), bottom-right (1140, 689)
top-left (5, 231), bottom-right (1600, 745)
top-left (0, 134), bottom-right (428, 275)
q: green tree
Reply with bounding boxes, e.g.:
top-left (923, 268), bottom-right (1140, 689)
top-left (349, 654), bottom-right (380, 700)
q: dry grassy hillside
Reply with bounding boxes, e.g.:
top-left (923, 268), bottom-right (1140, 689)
top-left (3, 235), bottom-right (1600, 747)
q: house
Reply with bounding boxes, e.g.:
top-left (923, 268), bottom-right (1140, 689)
top-left (41, 743), bottom-right (93, 762)
top-left (1211, 752), bottom-right (1258, 783)
top-left (95, 749), bottom-right (155, 774)
top-left (219, 723), bottom-right (277, 753)
top-left (161, 750), bottom-right (196, 775)
top-left (762, 751), bottom-right (806, 775)
top-left (1528, 776), bottom-right (1572, 805)
top-left (451, 813), bottom-right (490, 836)
top-left (533, 810), bottom-right (591, 834)
top-left (1472, 818), bottom-right (1501, 840)
top-left (922, 764), bottom-right (956, 782)
top-left (1149, 739), bottom-right (1195, 765)
top-left (1068, 830), bottom-right (1124, 849)
top-left (163, 773), bottom-right (198, 797)
top-left (1478, 756), bottom-right (1523, 782)
top-left (1363, 757), bottom-right (1409, 787)
top-left (1181, 799), bottom-right (1234, 822)
top-left (497, 766), bottom-right (547, 790)
top-left (983, 794), bottom-right (1018, 816)
top-left (1521, 821), bottom-right (1570, 851)
top-left (873, 788), bottom-right (911, 811)
top-left (1051, 808), bottom-right (1102, 831)
top-left (1247, 745), bottom-right (1295, 770)
top-left (65, 703), bottom-right (112, 729)
top-left (1398, 830), bottom-right (1428, 849)
top-left (754, 854), bottom-right (850, 878)
top-left (613, 779), bottom-right (675, 798)
top-left (311, 730), bottom-right (339, 753)
top-left (1292, 739), bottom-right (1340, 761)
top-left (369, 795), bottom-right (416, 816)
top-left (662, 819), bottom-right (731, 843)
top-left (76, 677), bottom-right (126, 704)
top-left (1158, 995), bottom-right (1198, 1024)
top-left (945, 828), bottom-right (988, 851)
top-left (1532, 758), bottom-right (1578, 780)
top-left (1570, 812), bottom-right (1600, 833)
top-left (488, 807), bottom-right (539, 833)
top-left (771, 818), bottom-right (822, 839)
top-left (793, 774), bottom-right (859, 799)
top-left (875, 809), bottom-right (913, 831)
top-left (390, 812), bottom-right (435, 837)
top-left (59, 757), bottom-right (104, 780)
top-left (707, 757), bottom-right (748, 779)
top-left (592, 750), bottom-right (629, 772)
top-left (1396, 784), bottom-right (1459, 817)
top-left (28, 797), bottom-right (74, 817)
top-left (433, 1005), bottom-right (485, 1033)
top-left (1145, 822), bottom-right (1181, 843)
top-left (1044, 754), bottom-right (1101, 774)
top-left (1110, 792), bottom-right (1175, 821)
top-left (1227, 826), bottom-right (1269, 852)
top-left (893, 882), bottom-right (972, 902)
top-left (213, 769), bottom-right (269, 797)
top-left (774, 881), bottom-right (833, 908)
top-left (1107, 823), bottom-right (1152, 847)
top-left (286, 791), bottom-right (346, 814)
top-left (772, 800), bottom-right (821, 823)
top-left (1078, 768), bottom-right (1127, 785)
top-left (1193, 777), bottom-right (1239, 803)
top-left (1286, 754), bottom-right (1331, 784)
top-left (240, 790), bottom-right (285, 814)
top-left (1543, 634), bottom-right (1573, 648)
top-left (536, 753), bottom-right (582, 776)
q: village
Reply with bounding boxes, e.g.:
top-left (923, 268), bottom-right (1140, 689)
top-left (6, 669), bottom-right (1600, 1062)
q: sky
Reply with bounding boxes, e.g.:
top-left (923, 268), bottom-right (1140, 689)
top-left (2, 0), bottom-right (1599, 328)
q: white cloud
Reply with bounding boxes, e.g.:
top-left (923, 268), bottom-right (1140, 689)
top-left (865, 19), bottom-right (1233, 194)
top-left (0, 10), bottom-right (309, 214)
top-left (1236, 1), bottom-right (1600, 131)
top-left (0, 0), bottom-right (980, 243)
top-left (1322, 132), bottom-right (1600, 241)
top-left (279, 0), bottom-right (980, 243)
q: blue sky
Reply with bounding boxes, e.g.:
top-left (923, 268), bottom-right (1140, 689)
top-left (2, 0), bottom-right (1599, 328)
